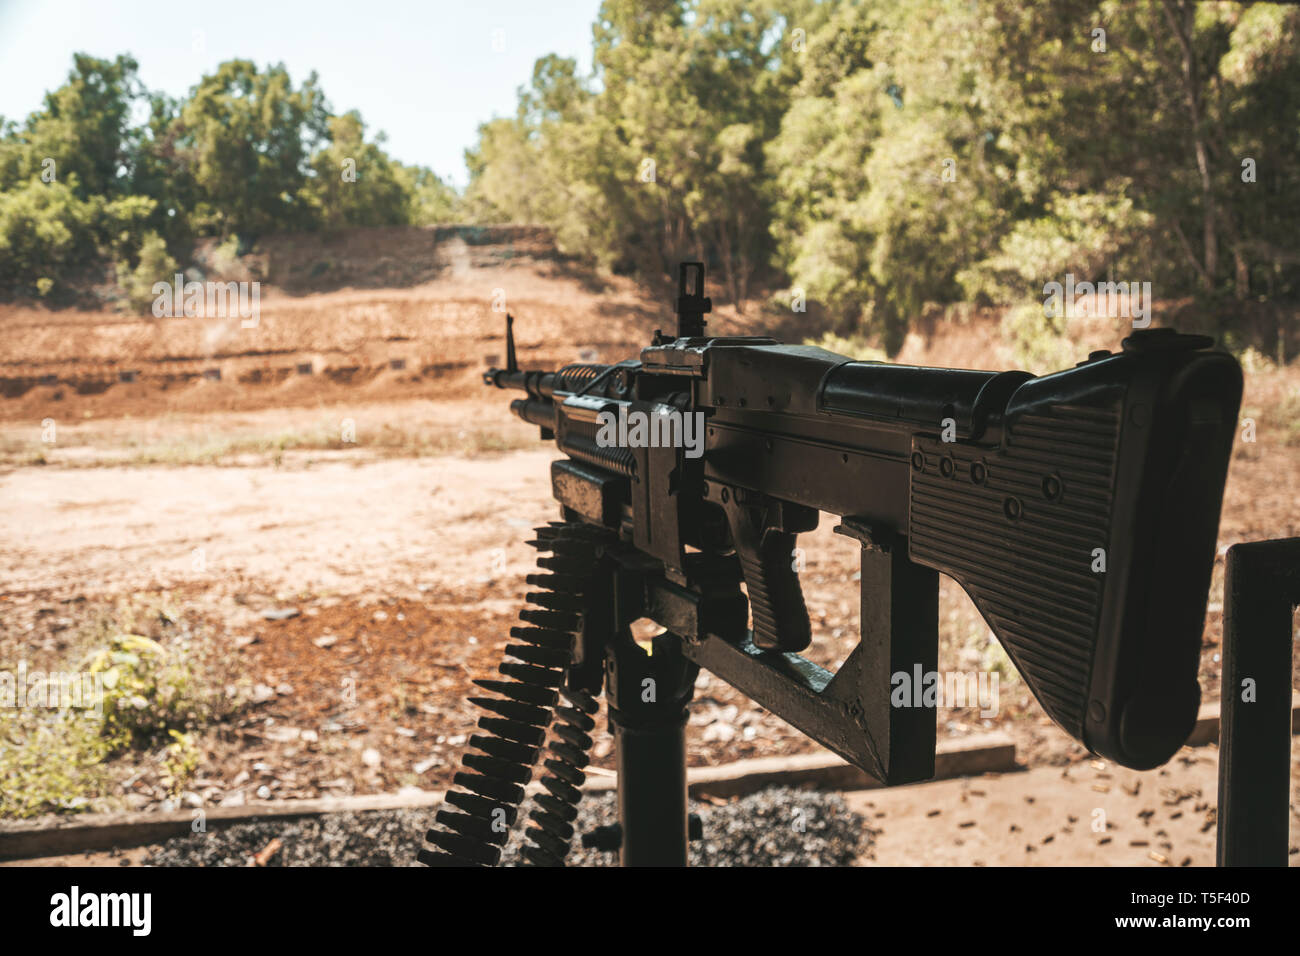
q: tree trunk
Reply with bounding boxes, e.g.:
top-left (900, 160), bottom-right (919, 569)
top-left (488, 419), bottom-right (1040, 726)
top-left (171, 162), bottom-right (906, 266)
top-left (1161, 0), bottom-right (1217, 290)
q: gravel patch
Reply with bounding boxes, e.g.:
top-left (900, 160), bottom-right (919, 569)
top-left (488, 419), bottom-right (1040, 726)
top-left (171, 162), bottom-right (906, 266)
top-left (145, 808), bottom-right (434, 867)
top-left (144, 787), bottom-right (872, 867)
top-left (502, 788), bottom-right (871, 867)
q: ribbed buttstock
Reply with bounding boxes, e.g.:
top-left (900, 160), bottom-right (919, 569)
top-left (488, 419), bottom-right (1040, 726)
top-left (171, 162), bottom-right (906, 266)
top-left (908, 402), bottom-right (1121, 738)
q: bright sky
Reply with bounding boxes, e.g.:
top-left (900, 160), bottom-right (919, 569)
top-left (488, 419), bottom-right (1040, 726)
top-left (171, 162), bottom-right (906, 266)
top-left (0, 0), bottom-right (601, 188)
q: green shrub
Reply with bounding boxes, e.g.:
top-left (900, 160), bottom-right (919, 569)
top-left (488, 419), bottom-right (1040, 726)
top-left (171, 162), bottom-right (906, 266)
top-left (100, 194), bottom-right (157, 260)
top-left (81, 632), bottom-right (212, 750)
top-left (159, 730), bottom-right (200, 797)
top-left (116, 232), bottom-right (178, 316)
top-left (0, 178), bottom-right (100, 292)
top-left (0, 606), bottom-right (237, 819)
top-left (999, 303), bottom-right (1077, 375)
top-left (0, 712), bottom-right (113, 818)
top-left (958, 189), bottom-right (1152, 306)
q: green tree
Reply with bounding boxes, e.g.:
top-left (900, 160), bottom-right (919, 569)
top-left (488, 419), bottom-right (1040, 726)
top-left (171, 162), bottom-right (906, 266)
top-left (173, 60), bottom-right (329, 239)
top-left (6, 54), bottom-right (143, 199)
top-left (466, 2), bottom-right (802, 307)
top-left (0, 178), bottom-right (100, 292)
top-left (399, 164), bottom-right (460, 225)
top-left (306, 111), bottom-right (410, 229)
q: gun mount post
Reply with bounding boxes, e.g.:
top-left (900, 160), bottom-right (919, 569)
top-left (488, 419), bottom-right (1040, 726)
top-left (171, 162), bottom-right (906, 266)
top-left (673, 522), bottom-right (939, 785)
top-left (1216, 537), bottom-right (1299, 867)
top-left (605, 627), bottom-right (699, 866)
top-left (837, 520), bottom-right (940, 784)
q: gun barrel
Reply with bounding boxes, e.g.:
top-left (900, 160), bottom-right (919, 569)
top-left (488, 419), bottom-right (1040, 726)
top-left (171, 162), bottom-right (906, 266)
top-left (486, 360), bottom-right (621, 437)
top-left (510, 397), bottom-right (556, 430)
top-left (482, 367), bottom-right (556, 395)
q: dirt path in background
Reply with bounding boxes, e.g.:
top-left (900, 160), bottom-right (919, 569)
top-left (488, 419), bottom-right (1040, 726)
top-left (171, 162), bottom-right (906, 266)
top-left (0, 448), bottom-right (557, 601)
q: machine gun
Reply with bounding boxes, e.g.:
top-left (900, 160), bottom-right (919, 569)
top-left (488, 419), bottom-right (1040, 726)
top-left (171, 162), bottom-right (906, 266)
top-left (419, 262), bottom-right (1242, 867)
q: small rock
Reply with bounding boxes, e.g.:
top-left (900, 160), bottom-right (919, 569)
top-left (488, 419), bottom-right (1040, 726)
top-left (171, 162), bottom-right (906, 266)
top-left (703, 722), bottom-right (736, 743)
top-left (263, 607), bottom-right (301, 621)
top-left (361, 748), bottom-right (382, 768)
top-left (312, 635), bottom-right (338, 648)
top-left (255, 785), bottom-right (271, 800)
top-left (413, 756), bottom-right (439, 775)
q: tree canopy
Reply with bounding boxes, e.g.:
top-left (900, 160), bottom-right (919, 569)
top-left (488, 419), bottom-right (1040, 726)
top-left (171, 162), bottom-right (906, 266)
top-left (4, 2), bottom-right (1297, 348)
top-left (0, 54), bottom-right (460, 298)
top-left (465, 0), bottom-right (1300, 350)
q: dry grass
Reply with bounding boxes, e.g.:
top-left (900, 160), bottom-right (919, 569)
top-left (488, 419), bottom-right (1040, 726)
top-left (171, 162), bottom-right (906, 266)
top-left (0, 399), bottom-right (537, 469)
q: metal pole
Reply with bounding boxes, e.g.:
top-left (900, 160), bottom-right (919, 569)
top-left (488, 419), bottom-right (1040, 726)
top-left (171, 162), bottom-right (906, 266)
top-left (606, 631), bottom-right (698, 867)
top-left (1216, 537), bottom-right (1299, 866)
top-left (612, 705), bottom-right (690, 866)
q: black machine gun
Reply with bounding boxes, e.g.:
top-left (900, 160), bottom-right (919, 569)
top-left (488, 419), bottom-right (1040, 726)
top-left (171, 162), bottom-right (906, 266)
top-left (419, 262), bottom-right (1242, 867)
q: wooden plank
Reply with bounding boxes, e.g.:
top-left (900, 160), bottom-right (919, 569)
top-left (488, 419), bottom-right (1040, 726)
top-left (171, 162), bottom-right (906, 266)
top-left (578, 731), bottom-right (1018, 796)
top-left (689, 731), bottom-right (1017, 798)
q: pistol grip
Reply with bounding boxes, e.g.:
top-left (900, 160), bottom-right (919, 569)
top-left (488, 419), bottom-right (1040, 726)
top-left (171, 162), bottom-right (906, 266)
top-left (721, 493), bottom-right (816, 652)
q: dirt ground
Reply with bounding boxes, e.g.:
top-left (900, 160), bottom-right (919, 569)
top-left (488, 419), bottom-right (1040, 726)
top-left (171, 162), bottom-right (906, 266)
top-left (1, 225), bottom-right (1297, 847)
top-left (854, 744), bottom-right (1300, 866)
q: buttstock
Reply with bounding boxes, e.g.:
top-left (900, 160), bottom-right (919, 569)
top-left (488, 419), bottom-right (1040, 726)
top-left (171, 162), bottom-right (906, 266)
top-left (907, 337), bottom-right (1242, 770)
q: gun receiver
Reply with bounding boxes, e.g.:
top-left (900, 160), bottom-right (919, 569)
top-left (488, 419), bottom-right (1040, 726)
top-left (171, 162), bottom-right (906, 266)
top-left (484, 263), bottom-right (1242, 774)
